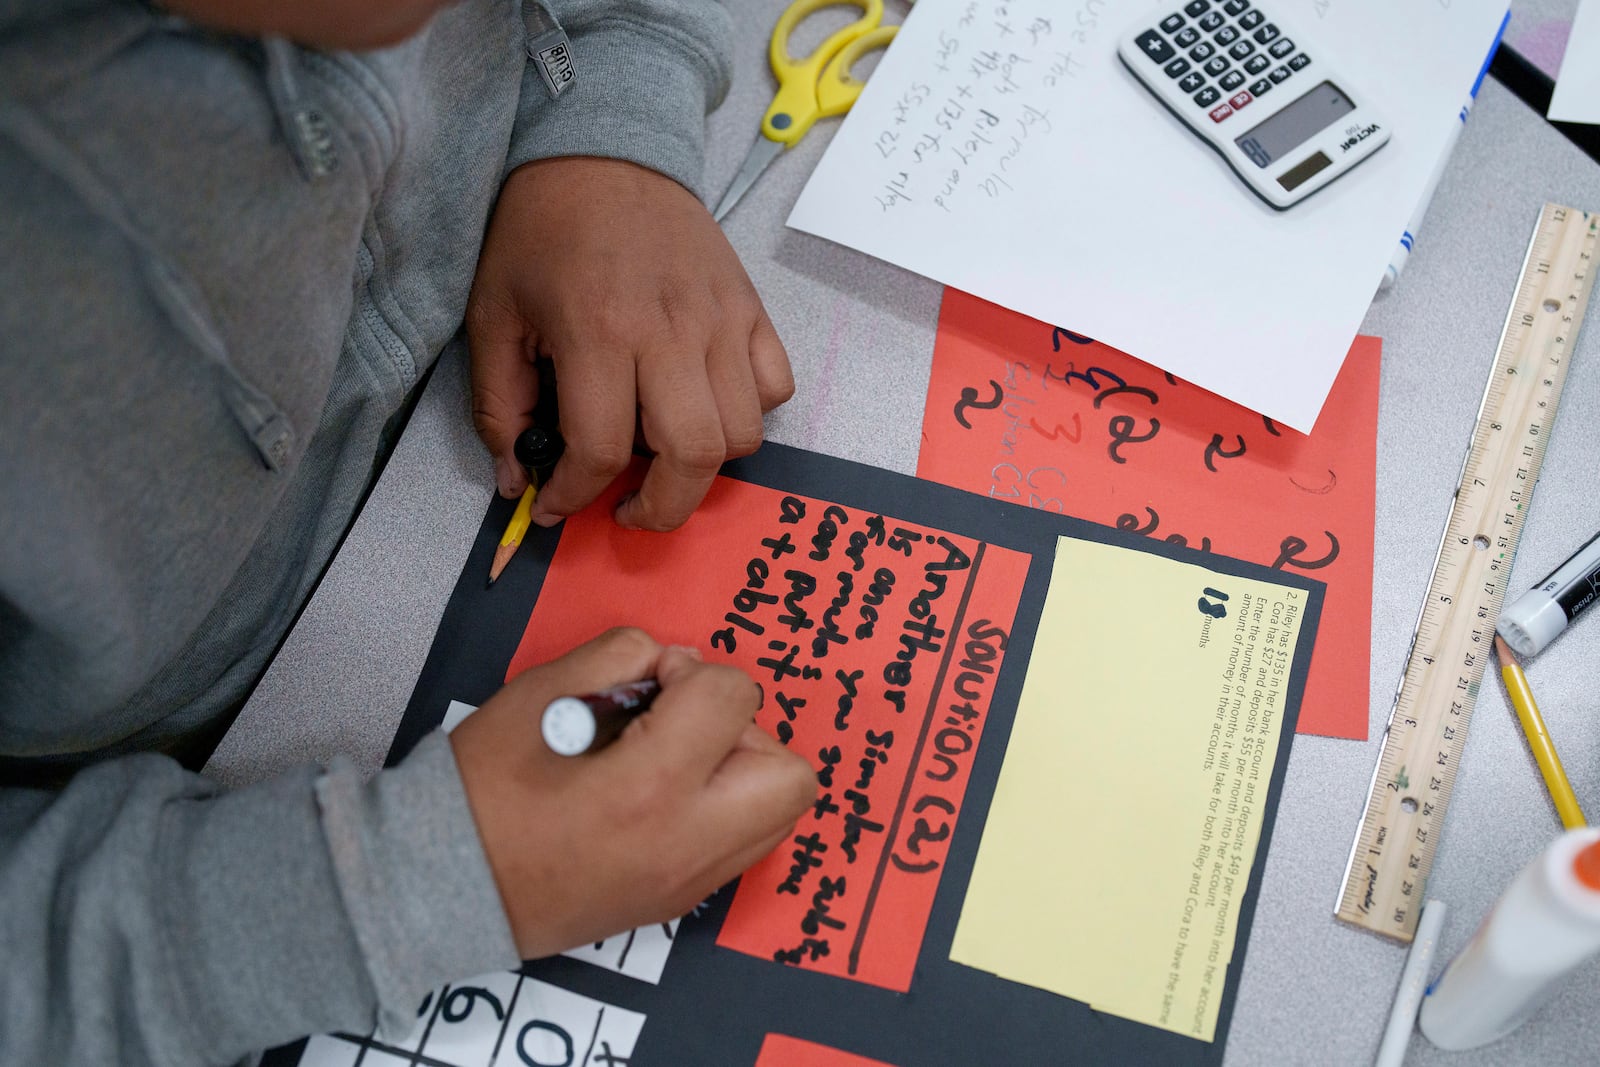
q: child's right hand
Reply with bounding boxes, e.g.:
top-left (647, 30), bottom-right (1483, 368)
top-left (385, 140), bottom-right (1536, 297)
top-left (448, 627), bottom-right (817, 960)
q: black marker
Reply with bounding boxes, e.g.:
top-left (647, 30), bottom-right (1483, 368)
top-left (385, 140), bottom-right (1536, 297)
top-left (1498, 529), bottom-right (1600, 657)
top-left (541, 678), bottom-right (661, 756)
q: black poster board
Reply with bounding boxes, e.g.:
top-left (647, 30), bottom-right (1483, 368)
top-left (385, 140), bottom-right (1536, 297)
top-left (270, 442), bottom-right (1323, 1067)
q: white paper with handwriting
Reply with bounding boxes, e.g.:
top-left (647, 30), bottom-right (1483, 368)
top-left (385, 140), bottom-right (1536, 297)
top-left (788, 0), bottom-right (1507, 431)
top-left (1549, 0), bottom-right (1600, 124)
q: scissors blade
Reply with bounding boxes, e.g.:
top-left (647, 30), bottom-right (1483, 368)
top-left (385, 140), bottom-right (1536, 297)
top-left (713, 136), bottom-right (785, 223)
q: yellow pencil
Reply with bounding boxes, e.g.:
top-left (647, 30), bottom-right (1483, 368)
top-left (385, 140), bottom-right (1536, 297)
top-left (488, 486), bottom-right (535, 586)
top-left (1495, 635), bottom-right (1587, 830)
top-left (487, 425), bottom-right (565, 586)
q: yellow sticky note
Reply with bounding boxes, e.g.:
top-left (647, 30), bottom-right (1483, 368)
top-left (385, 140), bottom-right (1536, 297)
top-left (950, 535), bottom-right (1310, 1042)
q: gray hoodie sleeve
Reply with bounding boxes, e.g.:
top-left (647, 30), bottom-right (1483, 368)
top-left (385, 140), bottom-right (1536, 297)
top-left (0, 733), bottom-right (517, 1065)
top-left (506, 0), bottom-right (735, 197)
top-left (0, 2), bottom-right (731, 1062)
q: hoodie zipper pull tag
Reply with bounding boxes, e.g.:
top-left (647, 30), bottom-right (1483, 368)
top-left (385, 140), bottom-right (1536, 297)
top-left (523, 1), bottom-right (576, 99)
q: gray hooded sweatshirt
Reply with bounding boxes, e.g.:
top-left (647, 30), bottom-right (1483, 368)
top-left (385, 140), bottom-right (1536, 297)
top-left (0, 1), bottom-right (731, 1062)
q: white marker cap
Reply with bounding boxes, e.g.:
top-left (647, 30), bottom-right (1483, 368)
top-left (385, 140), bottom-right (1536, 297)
top-left (1497, 594), bottom-right (1566, 659)
top-left (541, 697), bottom-right (597, 756)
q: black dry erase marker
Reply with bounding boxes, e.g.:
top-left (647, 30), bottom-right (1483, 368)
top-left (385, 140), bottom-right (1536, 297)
top-left (1498, 529), bottom-right (1600, 657)
top-left (540, 678), bottom-right (660, 756)
top-left (514, 425), bottom-right (565, 491)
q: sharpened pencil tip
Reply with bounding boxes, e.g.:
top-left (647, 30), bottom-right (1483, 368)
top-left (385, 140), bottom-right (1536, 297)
top-left (1494, 633), bottom-right (1514, 665)
top-left (488, 542), bottom-right (516, 586)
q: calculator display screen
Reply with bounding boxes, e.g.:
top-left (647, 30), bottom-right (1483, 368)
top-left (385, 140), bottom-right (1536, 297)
top-left (1233, 81), bottom-right (1355, 169)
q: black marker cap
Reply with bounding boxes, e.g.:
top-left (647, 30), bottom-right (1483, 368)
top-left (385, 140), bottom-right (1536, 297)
top-left (514, 425), bottom-right (565, 483)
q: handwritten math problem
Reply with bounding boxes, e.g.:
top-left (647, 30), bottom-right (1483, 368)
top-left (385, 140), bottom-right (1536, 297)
top-left (919, 290), bottom-right (1378, 739)
top-left (865, 0), bottom-right (1102, 214)
top-left (505, 467), bottom-right (1030, 992)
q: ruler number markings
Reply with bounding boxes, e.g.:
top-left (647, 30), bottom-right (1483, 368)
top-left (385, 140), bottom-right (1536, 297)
top-left (1336, 204), bottom-right (1600, 941)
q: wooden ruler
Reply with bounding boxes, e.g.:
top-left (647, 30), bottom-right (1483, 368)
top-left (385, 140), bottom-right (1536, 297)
top-left (1336, 203), bottom-right (1599, 942)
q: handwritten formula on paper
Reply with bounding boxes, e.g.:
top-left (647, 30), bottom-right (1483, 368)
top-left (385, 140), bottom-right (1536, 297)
top-left (505, 467), bottom-right (1031, 992)
top-left (866, 1), bottom-right (1099, 216)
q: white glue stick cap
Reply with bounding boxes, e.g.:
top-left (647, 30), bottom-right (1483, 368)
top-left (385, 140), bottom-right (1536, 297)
top-left (1497, 594), bottom-right (1567, 658)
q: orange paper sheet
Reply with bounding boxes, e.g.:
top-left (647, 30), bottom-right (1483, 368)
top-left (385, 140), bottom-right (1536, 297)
top-left (917, 290), bottom-right (1378, 740)
top-left (755, 1034), bottom-right (899, 1067)
top-left (508, 463), bottom-right (1030, 991)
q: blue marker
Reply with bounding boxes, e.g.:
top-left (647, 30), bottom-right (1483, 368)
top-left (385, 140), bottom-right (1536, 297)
top-left (1380, 10), bottom-right (1510, 291)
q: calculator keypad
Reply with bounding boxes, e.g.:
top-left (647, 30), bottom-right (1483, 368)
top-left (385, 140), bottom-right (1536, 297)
top-left (1135, 30), bottom-right (1176, 62)
top-left (1134, 4), bottom-right (1318, 125)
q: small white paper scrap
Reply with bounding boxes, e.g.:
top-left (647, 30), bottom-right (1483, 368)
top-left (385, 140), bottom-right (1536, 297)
top-left (1549, 0), bottom-right (1600, 124)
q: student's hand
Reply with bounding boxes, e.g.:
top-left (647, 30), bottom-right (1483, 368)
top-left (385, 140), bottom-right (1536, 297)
top-left (449, 628), bottom-right (817, 959)
top-left (466, 157), bottom-right (794, 532)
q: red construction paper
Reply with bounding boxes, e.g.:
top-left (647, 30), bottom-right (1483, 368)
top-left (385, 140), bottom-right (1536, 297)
top-left (917, 289), bottom-right (1378, 740)
top-left (755, 1034), bottom-right (899, 1067)
top-left (507, 462), bottom-right (1031, 993)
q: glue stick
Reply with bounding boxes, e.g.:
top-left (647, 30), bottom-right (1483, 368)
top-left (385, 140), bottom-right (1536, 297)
top-left (1419, 828), bottom-right (1600, 1049)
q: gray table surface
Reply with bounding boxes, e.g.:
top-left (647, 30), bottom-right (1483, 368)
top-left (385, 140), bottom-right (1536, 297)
top-left (209, 6), bottom-right (1600, 1064)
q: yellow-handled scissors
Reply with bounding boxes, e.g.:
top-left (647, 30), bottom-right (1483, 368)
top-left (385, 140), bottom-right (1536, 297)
top-left (712, 0), bottom-right (899, 223)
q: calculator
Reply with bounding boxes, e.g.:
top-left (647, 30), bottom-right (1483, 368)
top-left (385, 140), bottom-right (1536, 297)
top-left (1118, 1), bottom-right (1390, 208)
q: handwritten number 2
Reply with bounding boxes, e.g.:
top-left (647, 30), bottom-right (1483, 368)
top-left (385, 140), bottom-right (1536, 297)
top-left (1272, 531), bottom-right (1340, 571)
top-left (1106, 415), bottom-right (1159, 464)
top-left (953, 379), bottom-right (1003, 429)
top-left (1051, 326), bottom-right (1095, 350)
top-left (1203, 433), bottom-right (1246, 472)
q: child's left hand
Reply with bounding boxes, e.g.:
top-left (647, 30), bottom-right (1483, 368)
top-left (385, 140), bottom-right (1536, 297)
top-left (466, 157), bottom-right (794, 532)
